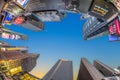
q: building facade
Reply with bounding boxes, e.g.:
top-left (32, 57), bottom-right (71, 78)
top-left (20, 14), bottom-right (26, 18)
top-left (0, 51), bottom-right (39, 80)
top-left (83, 16), bottom-right (109, 40)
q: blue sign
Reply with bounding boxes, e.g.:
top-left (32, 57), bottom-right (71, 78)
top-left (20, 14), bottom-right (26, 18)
top-left (5, 12), bottom-right (13, 21)
top-left (109, 35), bottom-right (119, 41)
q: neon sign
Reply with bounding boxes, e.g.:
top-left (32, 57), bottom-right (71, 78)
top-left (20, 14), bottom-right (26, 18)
top-left (115, 19), bottom-right (120, 35)
top-left (109, 17), bottom-right (120, 35)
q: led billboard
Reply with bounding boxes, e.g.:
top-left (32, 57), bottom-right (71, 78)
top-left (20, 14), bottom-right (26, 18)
top-left (4, 2), bottom-right (24, 16)
top-left (89, 0), bottom-right (117, 21)
top-left (109, 25), bottom-right (116, 35)
top-left (2, 32), bottom-right (22, 40)
top-left (90, 0), bottom-right (109, 17)
top-left (4, 12), bottom-right (13, 25)
top-left (108, 17), bottom-right (120, 35)
top-left (0, 28), bottom-right (27, 40)
top-left (113, 0), bottom-right (120, 11)
top-left (13, 0), bottom-right (29, 8)
top-left (14, 16), bottom-right (24, 25)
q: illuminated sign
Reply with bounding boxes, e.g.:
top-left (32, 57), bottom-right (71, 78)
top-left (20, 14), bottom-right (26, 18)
top-left (0, 47), bottom-right (28, 51)
top-left (109, 17), bottom-right (120, 35)
top-left (13, 0), bottom-right (29, 8)
top-left (14, 17), bottom-right (24, 25)
top-left (6, 48), bottom-right (21, 51)
top-left (109, 34), bottom-right (120, 42)
top-left (2, 33), bottom-right (10, 39)
top-left (5, 12), bottom-right (13, 22)
top-left (115, 19), bottom-right (120, 35)
top-left (113, 0), bottom-right (120, 11)
top-left (109, 35), bottom-right (119, 41)
top-left (1, 33), bottom-right (21, 40)
top-left (89, 0), bottom-right (116, 20)
top-left (4, 3), bottom-right (24, 16)
top-left (10, 66), bottom-right (22, 75)
top-left (109, 23), bottom-right (116, 35)
top-left (92, 4), bottom-right (108, 16)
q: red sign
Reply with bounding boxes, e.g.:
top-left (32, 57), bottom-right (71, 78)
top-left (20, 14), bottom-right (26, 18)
top-left (114, 19), bottom-right (120, 35)
top-left (109, 18), bottom-right (120, 35)
top-left (14, 17), bottom-right (24, 25)
top-left (109, 25), bottom-right (114, 34)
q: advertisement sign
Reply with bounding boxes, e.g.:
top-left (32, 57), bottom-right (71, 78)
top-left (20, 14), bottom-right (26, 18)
top-left (113, 0), bottom-right (120, 11)
top-left (91, 4), bottom-right (108, 16)
top-left (13, 0), bottom-right (29, 8)
top-left (90, 0), bottom-right (109, 17)
top-left (14, 17), bottom-right (24, 25)
top-left (108, 17), bottom-right (120, 35)
top-left (1, 32), bottom-right (21, 40)
top-left (109, 35), bottom-right (120, 41)
top-left (4, 12), bottom-right (13, 25)
top-left (2, 33), bottom-right (10, 39)
top-left (89, 0), bottom-right (117, 21)
top-left (109, 22), bottom-right (116, 35)
top-left (114, 18), bottom-right (120, 35)
top-left (10, 34), bottom-right (16, 39)
top-left (5, 3), bottom-right (24, 16)
top-left (5, 12), bottom-right (13, 22)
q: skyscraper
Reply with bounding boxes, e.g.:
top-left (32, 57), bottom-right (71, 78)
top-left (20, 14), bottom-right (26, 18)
top-left (43, 59), bottom-right (73, 80)
top-left (77, 58), bottom-right (104, 80)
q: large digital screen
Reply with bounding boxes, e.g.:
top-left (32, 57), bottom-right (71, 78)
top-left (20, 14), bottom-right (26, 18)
top-left (108, 17), bottom-right (120, 35)
top-left (89, 0), bottom-right (117, 21)
top-left (13, 0), bottom-right (29, 8)
top-left (5, 3), bottom-right (24, 16)
top-left (90, 0), bottom-right (109, 17)
top-left (113, 0), bottom-right (120, 11)
top-left (91, 5), bottom-right (108, 16)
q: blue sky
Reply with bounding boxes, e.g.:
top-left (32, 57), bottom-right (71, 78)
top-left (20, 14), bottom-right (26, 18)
top-left (3, 13), bottom-right (120, 80)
